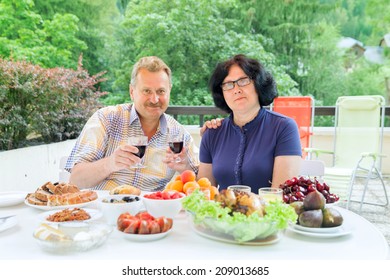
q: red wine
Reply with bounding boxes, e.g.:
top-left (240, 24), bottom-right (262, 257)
top-left (169, 141), bottom-right (183, 154)
top-left (133, 145), bottom-right (146, 158)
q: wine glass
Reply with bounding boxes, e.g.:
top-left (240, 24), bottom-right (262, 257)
top-left (167, 129), bottom-right (184, 163)
top-left (127, 135), bottom-right (148, 168)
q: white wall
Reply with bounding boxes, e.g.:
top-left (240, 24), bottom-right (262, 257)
top-left (0, 140), bottom-right (76, 192)
top-left (1, 126), bottom-right (389, 192)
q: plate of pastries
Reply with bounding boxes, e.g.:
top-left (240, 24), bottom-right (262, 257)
top-left (25, 182), bottom-right (98, 210)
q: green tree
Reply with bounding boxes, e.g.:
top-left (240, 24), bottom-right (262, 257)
top-left (241, 0), bottom-right (342, 103)
top-left (0, 0), bottom-right (87, 68)
top-left (105, 0), bottom-right (298, 110)
top-left (33, 0), bottom-right (120, 90)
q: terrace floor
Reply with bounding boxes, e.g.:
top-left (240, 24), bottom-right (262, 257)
top-left (338, 177), bottom-right (390, 246)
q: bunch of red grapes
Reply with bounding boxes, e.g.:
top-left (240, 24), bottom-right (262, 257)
top-left (279, 176), bottom-right (340, 204)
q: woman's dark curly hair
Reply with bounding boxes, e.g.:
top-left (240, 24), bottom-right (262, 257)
top-left (208, 54), bottom-right (278, 113)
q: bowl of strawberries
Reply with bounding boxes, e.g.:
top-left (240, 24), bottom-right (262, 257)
top-left (142, 191), bottom-right (185, 219)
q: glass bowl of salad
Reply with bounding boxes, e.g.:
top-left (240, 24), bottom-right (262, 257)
top-left (183, 189), bottom-right (297, 244)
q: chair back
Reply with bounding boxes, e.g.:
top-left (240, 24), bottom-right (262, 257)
top-left (299, 159), bottom-right (325, 178)
top-left (272, 96), bottom-right (314, 158)
top-left (59, 156), bottom-right (70, 183)
top-left (333, 95), bottom-right (385, 170)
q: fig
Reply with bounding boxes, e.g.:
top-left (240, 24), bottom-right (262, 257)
top-left (322, 207), bottom-right (343, 227)
top-left (299, 209), bottom-right (323, 228)
top-left (290, 201), bottom-right (305, 216)
top-left (303, 190), bottom-right (326, 210)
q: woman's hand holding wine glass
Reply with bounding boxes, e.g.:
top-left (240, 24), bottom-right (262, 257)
top-left (167, 130), bottom-right (184, 163)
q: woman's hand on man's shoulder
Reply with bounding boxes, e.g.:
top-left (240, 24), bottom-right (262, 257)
top-left (199, 118), bottom-right (223, 137)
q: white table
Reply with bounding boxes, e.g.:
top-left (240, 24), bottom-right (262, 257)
top-left (0, 192), bottom-right (388, 260)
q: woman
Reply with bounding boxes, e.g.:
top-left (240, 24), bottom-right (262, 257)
top-left (198, 54), bottom-right (301, 193)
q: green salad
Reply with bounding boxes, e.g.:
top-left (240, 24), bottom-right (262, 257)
top-left (182, 189), bottom-right (297, 242)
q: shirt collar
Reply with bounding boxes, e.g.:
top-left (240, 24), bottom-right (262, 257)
top-left (129, 104), bottom-right (168, 134)
top-left (229, 108), bottom-right (265, 130)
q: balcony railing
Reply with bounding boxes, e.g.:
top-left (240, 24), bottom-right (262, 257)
top-left (166, 106), bottom-right (390, 127)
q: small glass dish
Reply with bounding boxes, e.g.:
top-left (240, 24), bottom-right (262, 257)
top-left (33, 222), bottom-right (112, 253)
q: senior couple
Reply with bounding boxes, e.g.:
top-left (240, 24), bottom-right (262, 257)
top-left (65, 55), bottom-right (302, 194)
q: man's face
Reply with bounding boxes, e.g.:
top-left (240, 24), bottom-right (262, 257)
top-left (130, 68), bottom-right (171, 121)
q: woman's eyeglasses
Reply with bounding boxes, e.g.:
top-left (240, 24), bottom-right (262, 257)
top-left (221, 77), bottom-right (252, 91)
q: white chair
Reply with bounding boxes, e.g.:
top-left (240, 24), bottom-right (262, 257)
top-left (59, 156), bottom-right (70, 183)
top-left (306, 95), bottom-right (389, 212)
top-left (299, 159), bottom-right (325, 178)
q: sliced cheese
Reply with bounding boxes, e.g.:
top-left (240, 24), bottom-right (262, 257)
top-left (34, 223), bottom-right (70, 241)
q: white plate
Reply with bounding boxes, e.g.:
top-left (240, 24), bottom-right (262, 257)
top-left (288, 224), bottom-right (352, 238)
top-left (38, 208), bottom-right (102, 223)
top-left (292, 223), bottom-right (342, 233)
top-left (0, 192), bottom-right (27, 207)
top-left (326, 200), bottom-right (340, 206)
top-left (117, 228), bottom-right (171, 242)
top-left (24, 199), bottom-right (97, 211)
top-left (0, 216), bottom-right (17, 232)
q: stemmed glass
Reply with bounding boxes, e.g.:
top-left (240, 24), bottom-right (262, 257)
top-left (127, 135), bottom-right (148, 168)
top-left (167, 129), bottom-right (184, 163)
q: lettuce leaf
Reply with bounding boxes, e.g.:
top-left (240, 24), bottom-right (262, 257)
top-left (182, 189), bottom-right (298, 242)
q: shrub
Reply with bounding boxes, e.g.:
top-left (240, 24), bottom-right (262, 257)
top-left (0, 57), bottom-right (107, 150)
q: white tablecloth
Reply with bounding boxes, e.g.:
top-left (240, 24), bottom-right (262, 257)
top-left (0, 192), bottom-right (388, 260)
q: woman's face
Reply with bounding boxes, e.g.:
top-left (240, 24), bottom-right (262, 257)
top-left (221, 64), bottom-right (260, 113)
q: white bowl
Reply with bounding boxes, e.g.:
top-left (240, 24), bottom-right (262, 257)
top-left (142, 191), bottom-right (185, 219)
top-left (99, 195), bottom-right (143, 225)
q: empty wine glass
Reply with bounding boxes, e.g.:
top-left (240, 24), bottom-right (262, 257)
top-left (127, 135), bottom-right (148, 168)
top-left (167, 129), bottom-right (184, 163)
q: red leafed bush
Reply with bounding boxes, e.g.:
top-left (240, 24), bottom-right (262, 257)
top-left (0, 56), bottom-right (108, 150)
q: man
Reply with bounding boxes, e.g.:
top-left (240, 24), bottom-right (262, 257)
top-left (65, 56), bottom-right (199, 191)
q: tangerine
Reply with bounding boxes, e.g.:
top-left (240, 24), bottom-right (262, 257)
top-left (175, 175), bottom-right (182, 181)
top-left (208, 186), bottom-right (219, 200)
top-left (197, 177), bottom-right (212, 188)
top-left (183, 181), bottom-right (200, 195)
top-left (185, 185), bottom-right (200, 196)
top-left (165, 180), bottom-right (184, 193)
top-left (165, 181), bottom-right (174, 190)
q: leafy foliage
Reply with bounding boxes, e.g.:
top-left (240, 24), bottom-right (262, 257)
top-left (0, 0), bottom-right (87, 69)
top-left (103, 0), bottom-right (298, 107)
top-left (0, 57), bottom-right (107, 150)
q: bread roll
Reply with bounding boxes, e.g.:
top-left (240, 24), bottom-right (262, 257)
top-left (47, 190), bottom-right (98, 206)
top-left (26, 193), bottom-right (47, 206)
top-left (109, 185), bottom-right (141, 195)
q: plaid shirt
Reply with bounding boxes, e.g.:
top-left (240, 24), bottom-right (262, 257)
top-left (65, 103), bottom-right (199, 191)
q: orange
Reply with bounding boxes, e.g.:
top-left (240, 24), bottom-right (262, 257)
top-left (165, 180), bottom-right (184, 193)
top-left (197, 177), bottom-right (212, 188)
top-left (183, 181), bottom-right (200, 195)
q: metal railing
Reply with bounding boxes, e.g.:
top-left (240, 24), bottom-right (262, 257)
top-left (166, 106), bottom-right (390, 127)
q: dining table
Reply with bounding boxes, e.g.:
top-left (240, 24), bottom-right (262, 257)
top-left (0, 190), bottom-right (389, 261)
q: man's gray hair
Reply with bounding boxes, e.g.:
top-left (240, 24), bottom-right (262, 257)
top-left (130, 56), bottom-right (172, 86)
